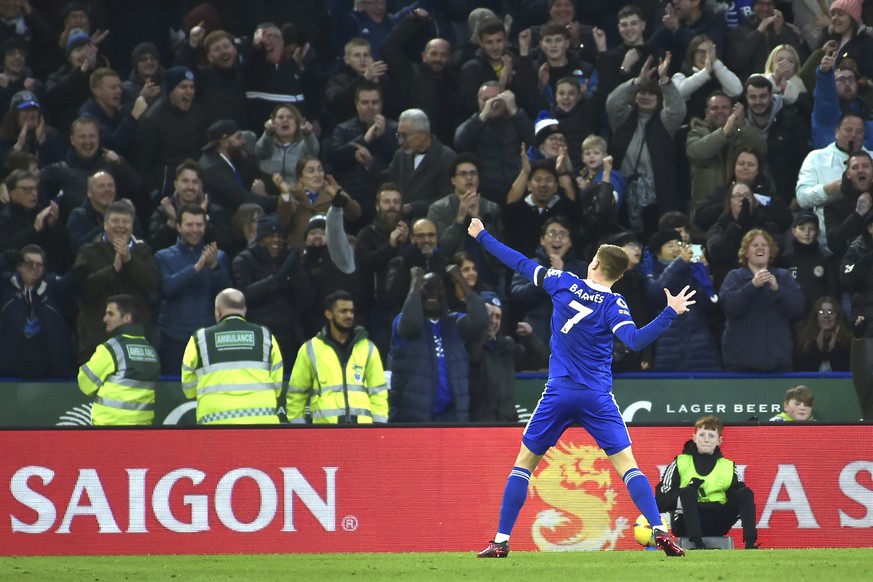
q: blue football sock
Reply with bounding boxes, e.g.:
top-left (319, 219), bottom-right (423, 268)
top-left (496, 466), bottom-right (532, 540)
top-left (623, 467), bottom-right (664, 529)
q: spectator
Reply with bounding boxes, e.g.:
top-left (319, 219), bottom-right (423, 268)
top-left (770, 385), bottom-right (816, 421)
top-left (503, 159), bottom-right (581, 259)
top-left (181, 288), bottom-right (283, 425)
top-left (0, 0), bottom-right (53, 80)
top-left (726, 0), bottom-right (808, 83)
top-left (384, 217), bottom-right (448, 312)
top-left (148, 159), bottom-right (231, 253)
top-left (226, 202), bottom-right (264, 259)
top-left (458, 19), bottom-right (544, 119)
top-left (607, 54), bottom-right (686, 239)
top-left (275, 156), bottom-right (361, 249)
top-left (329, 0), bottom-right (429, 61)
top-left (532, 21), bottom-right (599, 104)
top-left (454, 83), bottom-right (534, 205)
top-left (552, 77), bottom-right (594, 166)
top-left (43, 28), bottom-right (106, 135)
top-left (840, 209), bottom-right (873, 323)
top-left (377, 108), bottom-right (455, 220)
top-left (822, 0), bottom-right (873, 81)
top-left (75, 201), bottom-right (159, 364)
top-left (426, 153), bottom-right (505, 288)
top-left (354, 183), bottom-right (408, 361)
top-left (0, 169), bottom-right (69, 272)
top-left (389, 267), bottom-right (488, 422)
top-left (797, 112), bottom-right (868, 248)
top-left (737, 75), bottom-right (810, 207)
top-left (0, 91), bottom-right (66, 169)
top-left (231, 214), bottom-right (315, 364)
top-left (255, 104), bottom-right (318, 185)
top-left (719, 228), bottom-right (804, 372)
top-left (381, 10), bottom-right (457, 147)
top-left (825, 149), bottom-right (873, 263)
top-left (775, 212), bottom-right (840, 319)
top-left (121, 41), bottom-right (163, 107)
top-left (850, 315), bottom-right (873, 418)
top-left (761, 44), bottom-right (810, 113)
top-left (648, 0), bottom-right (727, 76)
top-left (77, 294), bottom-right (160, 425)
top-left (511, 216), bottom-right (587, 349)
top-left (671, 35), bottom-right (742, 124)
top-left (655, 415), bottom-right (758, 550)
top-left (0, 37), bottom-right (40, 113)
top-left (794, 297), bottom-right (851, 372)
top-left (198, 119), bottom-right (276, 216)
top-left (78, 67), bottom-right (149, 159)
top-left (446, 251), bottom-right (496, 313)
top-left (135, 66), bottom-right (207, 195)
top-left (67, 171), bottom-right (145, 253)
top-left (0, 244), bottom-right (84, 378)
top-left (646, 228), bottom-right (721, 371)
top-left (325, 37), bottom-right (396, 124)
top-left (323, 81), bottom-right (398, 229)
top-left (468, 292), bottom-right (548, 422)
top-left (287, 290), bottom-right (389, 424)
top-left (811, 49), bottom-right (873, 151)
top-left (155, 204), bottom-right (233, 376)
top-left (576, 134), bottom-right (624, 211)
top-left (39, 115), bottom-right (143, 221)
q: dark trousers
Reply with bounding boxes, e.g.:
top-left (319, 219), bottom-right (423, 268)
top-left (674, 485), bottom-right (757, 543)
top-left (159, 333), bottom-right (188, 377)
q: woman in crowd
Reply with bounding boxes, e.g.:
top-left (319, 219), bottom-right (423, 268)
top-left (447, 251), bottom-right (494, 313)
top-left (794, 296), bottom-right (851, 372)
top-left (719, 229), bottom-right (805, 372)
top-left (0, 93), bottom-right (65, 167)
top-left (671, 35), bottom-right (742, 124)
top-left (255, 103), bottom-right (318, 185)
top-left (226, 203), bottom-right (264, 260)
top-left (762, 44), bottom-right (811, 114)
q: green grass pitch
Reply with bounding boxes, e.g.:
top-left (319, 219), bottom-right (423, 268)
top-left (2, 549), bottom-right (872, 581)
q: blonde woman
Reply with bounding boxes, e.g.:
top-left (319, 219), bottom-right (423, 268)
top-left (763, 44), bottom-right (808, 106)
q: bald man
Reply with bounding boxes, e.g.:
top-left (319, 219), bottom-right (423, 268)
top-left (181, 288), bottom-right (284, 425)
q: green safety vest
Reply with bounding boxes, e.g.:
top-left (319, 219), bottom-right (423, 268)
top-left (78, 324), bottom-right (160, 426)
top-left (181, 316), bottom-right (283, 425)
top-left (676, 454), bottom-right (735, 505)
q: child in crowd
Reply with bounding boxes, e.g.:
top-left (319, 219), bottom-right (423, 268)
top-left (770, 385), bottom-right (815, 422)
top-left (576, 134), bottom-right (624, 210)
top-left (552, 77), bottom-right (592, 164)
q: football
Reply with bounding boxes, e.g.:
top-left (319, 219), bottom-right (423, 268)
top-left (633, 514), bottom-right (655, 547)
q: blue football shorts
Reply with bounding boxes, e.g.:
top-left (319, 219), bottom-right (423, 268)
top-left (522, 381), bottom-right (632, 457)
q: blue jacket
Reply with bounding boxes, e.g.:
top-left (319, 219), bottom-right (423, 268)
top-left (719, 266), bottom-right (805, 371)
top-left (647, 258), bottom-right (721, 372)
top-left (155, 239), bottom-right (232, 342)
top-left (812, 66), bottom-right (873, 151)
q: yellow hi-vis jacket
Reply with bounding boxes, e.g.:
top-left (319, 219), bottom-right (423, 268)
top-left (181, 315), bottom-right (283, 425)
top-left (676, 454), bottom-right (735, 505)
top-left (287, 326), bottom-right (388, 423)
top-left (77, 323), bottom-right (160, 425)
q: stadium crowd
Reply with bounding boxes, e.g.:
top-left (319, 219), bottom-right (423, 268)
top-left (2, 0), bottom-right (873, 422)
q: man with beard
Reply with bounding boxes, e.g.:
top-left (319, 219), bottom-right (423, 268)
top-left (825, 150), bottom-right (873, 263)
top-left (39, 116), bottom-right (143, 223)
top-left (148, 160), bottom-right (231, 253)
top-left (454, 83), bottom-right (533, 205)
top-left (287, 290), bottom-right (388, 424)
top-left (199, 119), bottom-right (276, 216)
top-left (738, 75), bottom-right (809, 207)
top-left (176, 27), bottom-right (248, 129)
top-left (323, 81), bottom-right (398, 230)
top-left (797, 113), bottom-right (869, 248)
top-left (381, 9), bottom-right (457, 147)
top-left (155, 205), bottom-right (232, 375)
top-left (389, 266), bottom-right (488, 422)
top-left (230, 213), bottom-right (314, 364)
top-left (427, 154), bottom-right (504, 288)
top-left (384, 217), bottom-right (447, 312)
top-left (812, 49), bottom-right (873, 151)
top-left (78, 67), bottom-right (149, 159)
top-left (354, 183), bottom-right (408, 362)
top-left (136, 66), bottom-right (207, 196)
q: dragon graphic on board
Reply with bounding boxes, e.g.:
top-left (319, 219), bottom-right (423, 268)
top-left (529, 441), bottom-right (629, 551)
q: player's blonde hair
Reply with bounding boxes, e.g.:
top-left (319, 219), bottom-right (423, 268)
top-left (695, 415), bottom-right (724, 435)
top-left (595, 244), bottom-right (629, 282)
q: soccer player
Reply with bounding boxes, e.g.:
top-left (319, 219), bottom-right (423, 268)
top-left (468, 218), bottom-right (692, 558)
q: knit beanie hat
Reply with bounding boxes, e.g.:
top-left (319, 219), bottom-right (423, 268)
top-left (255, 214), bottom-right (285, 242)
top-left (65, 28), bottom-right (90, 57)
top-left (163, 66), bottom-right (194, 94)
top-left (534, 111), bottom-right (562, 147)
top-left (648, 229), bottom-right (682, 255)
top-left (131, 41), bottom-right (159, 66)
top-left (304, 214), bottom-right (327, 238)
top-left (831, 0), bottom-right (863, 25)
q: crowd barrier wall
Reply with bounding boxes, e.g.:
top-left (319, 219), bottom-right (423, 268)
top-left (0, 373), bottom-right (863, 427)
top-left (1, 425), bottom-right (871, 555)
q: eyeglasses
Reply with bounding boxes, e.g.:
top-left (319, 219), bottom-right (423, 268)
top-left (455, 170), bottom-right (478, 178)
top-left (818, 309), bottom-right (836, 315)
top-left (544, 230), bottom-right (569, 240)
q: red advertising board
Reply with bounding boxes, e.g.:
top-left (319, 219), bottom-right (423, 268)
top-left (1, 426), bottom-right (871, 555)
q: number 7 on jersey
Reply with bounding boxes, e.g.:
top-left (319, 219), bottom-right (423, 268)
top-left (560, 300), bottom-right (593, 334)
